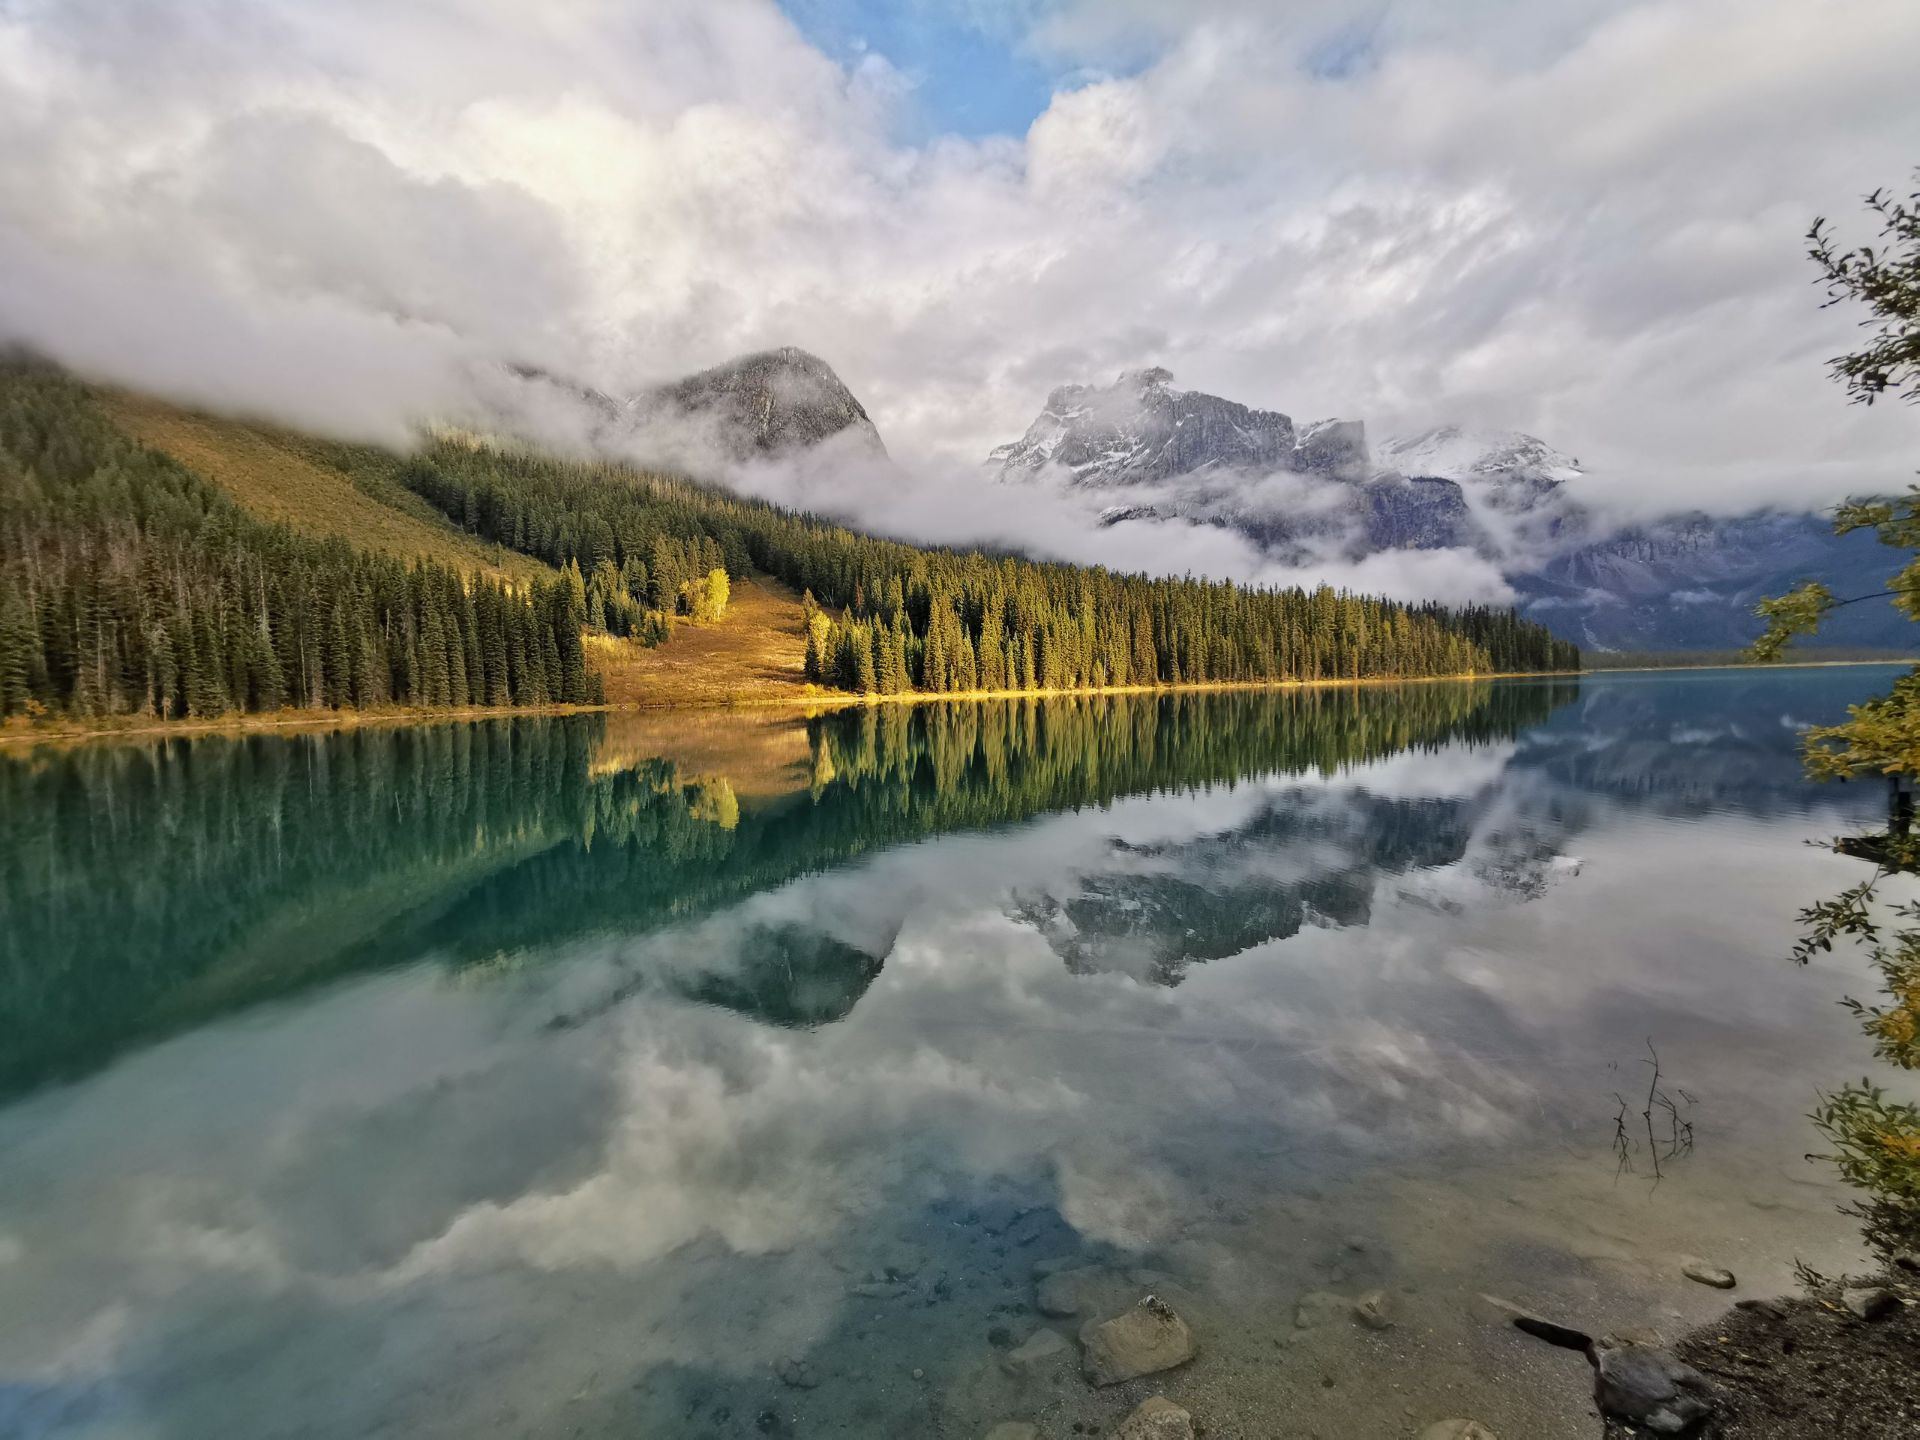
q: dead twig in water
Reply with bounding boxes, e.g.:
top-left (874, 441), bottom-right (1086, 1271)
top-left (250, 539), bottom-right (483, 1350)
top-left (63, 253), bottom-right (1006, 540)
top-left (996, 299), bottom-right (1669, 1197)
top-left (1609, 1040), bottom-right (1696, 1187)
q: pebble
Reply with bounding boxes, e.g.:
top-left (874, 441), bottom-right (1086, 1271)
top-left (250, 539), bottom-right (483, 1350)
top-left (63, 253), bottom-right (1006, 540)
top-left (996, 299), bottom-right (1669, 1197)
top-left (1353, 1289), bottom-right (1393, 1331)
top-left (1681, 1258), bottom-right (1736, 1289)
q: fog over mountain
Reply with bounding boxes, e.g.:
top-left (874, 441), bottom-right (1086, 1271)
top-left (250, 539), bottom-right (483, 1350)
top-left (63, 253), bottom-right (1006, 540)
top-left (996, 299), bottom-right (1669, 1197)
top-left (983, 365), bottom-right (1908, 649)
top-left (2, 0), bottom-right (1917, 613)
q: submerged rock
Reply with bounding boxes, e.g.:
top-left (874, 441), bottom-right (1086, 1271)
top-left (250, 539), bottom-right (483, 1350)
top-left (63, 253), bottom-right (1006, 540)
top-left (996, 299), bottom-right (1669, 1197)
top-left (1032, 1254), bottom-right (1084, 1280)
top-left (1420, 1423), bottom-right (1497, 1440)
top-left (1036, 1265), bottom-right (1103, 1318)
top-left (983, 1425), bottom-right (1039, 1440)
top-left (1592, 1343), bottom-right (1715, 1435)
top-left (1294, 1291), bottom-right (1350, 1329)
top-left (1681, 1259), bottom-right (1736, 1290)
top-left (1842, 1286), bottom-right (1900, 1321)
top-left (1001, 1327), bottom-right (1070, 1377)
top-left (1113, 1394), bottom-right (1195, 1440)
top-left (1353, 1289), bottom-right (1393, 1331)
top-left (848, 1280), bottom-right (909, 1299)
top-left (774, 1357), bottom-right (820, 1389)
top-left (1081, 1296), bottom-right (1196, 1386)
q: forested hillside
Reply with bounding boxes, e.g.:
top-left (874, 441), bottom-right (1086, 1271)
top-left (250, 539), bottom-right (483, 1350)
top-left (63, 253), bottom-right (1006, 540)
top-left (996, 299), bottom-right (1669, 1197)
top-left (0, 362), bottom-right (1577, 725)
top-left (383, 431), bottom-right (1579, 691)
top-left (0, 366), bottom-right (598, 719)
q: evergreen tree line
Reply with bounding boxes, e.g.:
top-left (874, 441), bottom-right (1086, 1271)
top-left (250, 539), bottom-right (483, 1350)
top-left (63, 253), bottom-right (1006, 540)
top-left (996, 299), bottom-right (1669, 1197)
top-left (403, 453), bottom-right (727, 638)
top-left (380, 433), bottom-right (1580, 694)
top-left (0, 369), bottom-right (599, 718)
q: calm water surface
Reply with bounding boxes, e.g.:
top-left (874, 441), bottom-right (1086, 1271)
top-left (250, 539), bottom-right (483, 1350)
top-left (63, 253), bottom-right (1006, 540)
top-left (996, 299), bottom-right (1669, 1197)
top-left (1, 670), bottom-right (1914, 1439)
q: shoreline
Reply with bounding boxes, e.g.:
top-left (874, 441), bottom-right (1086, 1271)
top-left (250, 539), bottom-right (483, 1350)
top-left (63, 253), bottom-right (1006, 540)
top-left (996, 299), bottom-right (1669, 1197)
top-left (1585, 657), bottom-right (1915, 676)
top-left (15, 656), bottom-right (1912, 749)
top-left (0, 669), bottom-right (1584, 751)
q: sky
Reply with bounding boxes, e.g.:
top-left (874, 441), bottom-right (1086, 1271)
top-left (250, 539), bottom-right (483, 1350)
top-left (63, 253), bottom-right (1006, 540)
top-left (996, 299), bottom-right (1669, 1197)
top-left (1, 0), bottom-right (1918, 577)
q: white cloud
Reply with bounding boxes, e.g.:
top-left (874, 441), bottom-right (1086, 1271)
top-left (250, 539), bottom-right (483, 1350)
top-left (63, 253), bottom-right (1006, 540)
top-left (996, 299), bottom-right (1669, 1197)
top-left (0, 0), bottom-right (1917, 580)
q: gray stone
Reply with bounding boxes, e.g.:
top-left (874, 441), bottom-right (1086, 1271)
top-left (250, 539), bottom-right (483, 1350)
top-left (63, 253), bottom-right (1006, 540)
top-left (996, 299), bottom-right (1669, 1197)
top-left (1892, 1250), bottom-right (1920, 1273)
top-left (1031, 1254), bottom-right (1084, 1280)
top-left (1080, 1296), bottom-right (1196, 1386)
top-left (1036, 1265), bottom-right (1102, 1318)
top-left (1734, 1297), bottom-right (1788, 1321)
top-left (1001, 1327), bottom-right (1071, 1377)
top-left (848, 1281), bottom-right (908, 1299)
top-left (983, 1426), bottom-right (1040, 1440)
top-left (1113, 1395), bottom-right (1194, 1440)
top-left (1681, 1259), bottom-right (1736, 1290)
top-left (1294, 1290), bottom-right (1350, 1329)
top-left (1420, 1423), bottom-right (1498, 1440)
top-left (1842, 1286), bottom-right (1900, 1321)
top-left (1592, 1344), bottom-right (1715, 1435)
top-left (1353, 1289), bottom-right (1393, 1331)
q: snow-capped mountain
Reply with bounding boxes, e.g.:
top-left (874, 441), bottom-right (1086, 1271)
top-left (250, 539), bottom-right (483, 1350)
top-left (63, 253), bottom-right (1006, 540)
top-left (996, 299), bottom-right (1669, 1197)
top-left (989, 370), bottom-right (1906, 652)
top-left (989, 368), bottom-right (1473, 553)
top-left (989, 367), bottom-right (1367, 485)
top-left (1378, 425), bottom-right (1583, 485)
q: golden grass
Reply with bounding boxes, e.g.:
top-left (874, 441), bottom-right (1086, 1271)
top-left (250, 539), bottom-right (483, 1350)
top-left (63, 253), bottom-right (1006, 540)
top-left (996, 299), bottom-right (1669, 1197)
top-left (590, 573), bottom-right (817, 709)
top-left (98, 392), bottom-right (551, 587)
top-left (590, 709), bottom-right (815, 803)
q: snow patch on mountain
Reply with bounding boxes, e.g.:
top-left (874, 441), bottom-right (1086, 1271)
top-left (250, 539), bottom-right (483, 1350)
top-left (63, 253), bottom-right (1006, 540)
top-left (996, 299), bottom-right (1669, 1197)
top-left (1379, 426), bottom-right (1584, 485)
top-left (988, 368), bottom-right (1368, 486)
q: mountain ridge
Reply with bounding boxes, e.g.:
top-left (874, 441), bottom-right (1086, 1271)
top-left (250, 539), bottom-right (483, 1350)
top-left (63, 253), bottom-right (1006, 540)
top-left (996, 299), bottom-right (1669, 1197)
top-left (985, 368), bottom-right (1903, 652)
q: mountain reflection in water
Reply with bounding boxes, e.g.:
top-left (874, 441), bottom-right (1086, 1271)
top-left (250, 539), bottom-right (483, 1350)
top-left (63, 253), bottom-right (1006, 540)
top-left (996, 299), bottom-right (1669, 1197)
top-left (0, 669), bottom-right (1909, 1440)
top-left (0, 681), bottom-right (1572, 1096)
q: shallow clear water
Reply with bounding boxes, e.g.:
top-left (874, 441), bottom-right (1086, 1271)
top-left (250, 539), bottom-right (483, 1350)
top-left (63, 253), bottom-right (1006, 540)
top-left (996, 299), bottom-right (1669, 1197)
top-left (1, 670), bottom-right (1914, 1439)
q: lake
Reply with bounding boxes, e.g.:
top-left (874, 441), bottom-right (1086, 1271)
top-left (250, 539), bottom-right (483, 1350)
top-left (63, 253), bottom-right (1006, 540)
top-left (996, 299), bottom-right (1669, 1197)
top-left (0, 669), bottom-right (1912, 1439)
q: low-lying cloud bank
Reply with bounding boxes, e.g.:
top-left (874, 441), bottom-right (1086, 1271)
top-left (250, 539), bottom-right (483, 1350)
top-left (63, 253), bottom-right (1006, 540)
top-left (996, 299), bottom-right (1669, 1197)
top-left (3, 0), bottom-right (1918, 597)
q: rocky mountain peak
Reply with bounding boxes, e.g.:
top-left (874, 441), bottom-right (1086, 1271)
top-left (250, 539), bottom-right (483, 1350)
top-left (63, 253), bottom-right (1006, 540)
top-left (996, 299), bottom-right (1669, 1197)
top-left (989, 369), bottom-right (1371, 486)
top-left (650, 346), bottom-right (885, 460)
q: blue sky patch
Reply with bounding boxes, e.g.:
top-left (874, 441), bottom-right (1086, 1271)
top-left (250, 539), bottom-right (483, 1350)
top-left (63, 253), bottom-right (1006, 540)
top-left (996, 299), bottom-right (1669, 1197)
top-left (778, 0), bottom-right (1063, 140)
